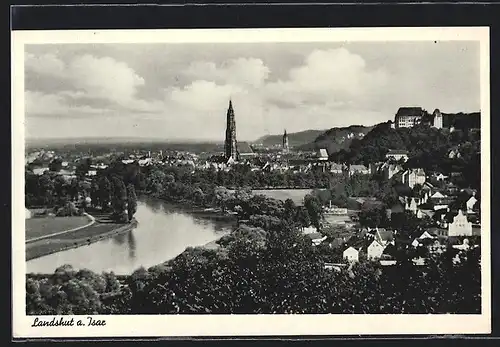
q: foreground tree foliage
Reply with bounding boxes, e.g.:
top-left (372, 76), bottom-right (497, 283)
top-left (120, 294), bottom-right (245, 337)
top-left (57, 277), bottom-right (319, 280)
top-left (27, 221), bottom-right (481, 315)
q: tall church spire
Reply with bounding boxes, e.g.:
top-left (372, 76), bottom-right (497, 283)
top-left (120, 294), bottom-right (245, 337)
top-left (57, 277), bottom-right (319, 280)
top-left (224, 99), bottom-right (238, 161)
top-left (282, 128), bottom-right (289, 153)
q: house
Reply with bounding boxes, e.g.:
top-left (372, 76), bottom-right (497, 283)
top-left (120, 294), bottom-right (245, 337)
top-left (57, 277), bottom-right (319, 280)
top-left (238, 142), bottom-right (257, 160)
top-left (349, 164), bottom-right (370, 175)
top-left (385, 149), bottom-right (409, 162)
top-left (448, 210), bottom-right (473, 237)
top-left (393, 107), bottom-right (426, 128)
top-left (374, 228), bottom-right (395, 246)
top-left (317, 148), bottom-right (329, 161)
top-left (406, 197), bottom-right (419, 214)
top-left (302, 226), bottom-right (318, 235)
top-left (401, 168), bottom-right (426, 189)
top-left (32, 167), bottom-right (50, 175)
top-left (381, 163), bottom-right (403, 180)
top-left (330, 162), bottom-right (344, 174)
top-left (25, 208), bottom-right (32, 219)
top-left (448, 148), bottom-right (462, 159)
top-left (430, 191), bottom-right (447, 199)
top-left (343, 246), bottom-right (360, 263)
top-left (367, 240), bottom-right (386, 260)
top-left (466, 195), bottom-right (478, 213)
top-left (434, 172), bottom-right (448, 181)
top-left (307, 232), bottom-right (327, 246)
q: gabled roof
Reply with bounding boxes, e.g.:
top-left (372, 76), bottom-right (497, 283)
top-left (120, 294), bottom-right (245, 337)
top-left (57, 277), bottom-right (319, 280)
top-left (238, 142), bottom-right (254, 154)
top-left (318, 148), bottom-right (329, 158)
top-left (350, 164), bottom-right (368, 171)
top-left (396, 107), bottom-right (424, 117)
top-left (375, 228), bottom-right (394, 244)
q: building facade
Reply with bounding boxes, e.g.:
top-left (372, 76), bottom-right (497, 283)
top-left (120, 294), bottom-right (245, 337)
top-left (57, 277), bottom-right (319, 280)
top-left (448, 209), bottom-right (473, 237)
top-left (224, 100), bottom-right (238, 161)
top-left (394, 107), bottom-right (426, 128)
top-left (402, 168), bottom-right (426, 189)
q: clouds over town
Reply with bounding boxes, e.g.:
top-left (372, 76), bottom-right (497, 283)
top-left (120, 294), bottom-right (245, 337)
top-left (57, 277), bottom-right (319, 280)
top-left (24, 41), bottom-right (480, 140)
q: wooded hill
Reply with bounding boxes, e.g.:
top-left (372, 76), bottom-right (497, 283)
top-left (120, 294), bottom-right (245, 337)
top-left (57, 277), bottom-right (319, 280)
top-left (253, 129), bottom-right (326, 147)
top-left (297, 125), bottom-right (374, 153)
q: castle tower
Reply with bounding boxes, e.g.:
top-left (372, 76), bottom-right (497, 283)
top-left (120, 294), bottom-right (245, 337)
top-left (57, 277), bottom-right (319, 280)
top-left (282, 129), bottom-right (289, 153)
top-left (224, 99), bottom-right (238, 161)
top-left (433, 109), bottom-right (443, 129)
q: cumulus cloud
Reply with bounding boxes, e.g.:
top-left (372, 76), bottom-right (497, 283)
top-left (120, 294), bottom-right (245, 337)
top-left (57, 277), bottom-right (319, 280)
top-left (25, 52), bottom-right (155, 116)
top-left (24, 43), bottom-right (479, 140)
top-left (183, 58), bottom-right (270, 87)
top-left (263, 48), bottom-right (389, 108)
top-left (25, 53), bottom-right (65, 77)
top-left (25, 91), bottom-right (111, 117)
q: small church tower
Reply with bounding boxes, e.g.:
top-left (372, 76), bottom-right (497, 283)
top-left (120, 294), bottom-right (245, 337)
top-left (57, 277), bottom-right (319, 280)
top-left (432, 109), bottom-right (443, 129)
top-left (282, 129), bottom-right (289, 153)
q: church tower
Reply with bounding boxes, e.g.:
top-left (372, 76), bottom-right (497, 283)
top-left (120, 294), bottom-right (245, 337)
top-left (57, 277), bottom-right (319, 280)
top-left (282, 129), bottom-right (289, 153)
top-left (224, 99), bottom-right (238, 161)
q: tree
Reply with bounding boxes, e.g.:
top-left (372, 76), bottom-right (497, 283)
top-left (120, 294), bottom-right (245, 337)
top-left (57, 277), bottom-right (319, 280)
top-left (98, 176), bottom-right (112, 211)
top-left (304, 194), bottom-right (323, 229)
top-left (49, 158), bottom-right (63, 172)
top-left (111, 176), bottom-right (129, 223)
top-left (358, 201), bottom-right (388, 228)
top-left (127, 184), bottom-right (138, 221)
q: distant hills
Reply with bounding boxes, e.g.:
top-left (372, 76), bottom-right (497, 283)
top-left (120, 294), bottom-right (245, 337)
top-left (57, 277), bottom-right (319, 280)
top-left (253, 130), bottom-right (326, 147)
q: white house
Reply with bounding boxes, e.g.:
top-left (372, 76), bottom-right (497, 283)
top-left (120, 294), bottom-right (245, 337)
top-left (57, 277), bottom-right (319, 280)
top-left (448, 210), bottom-right (473, 237)
top-left (330, 163), bottom-right (344, 174)
top-left (406, 197), bottom-right (419, 214)
top-left (367, 240), bottom-right (385, 260)
top-left (431, 191), bottom-right (447, 199)
top-left (317, 148), bottom-right (329, 161)
top-left (343, 247), bottom-right (359, 263)
top-left (434, 172), bottom-right (448, 181)
top-left (349, 164), bottom-right (370, 175)
top-left (466, 196), bottom-right (478, 213)
top-left (25, 208), bottom-right (32, 219)
top-left (402, 168), bottom-right (426, 189)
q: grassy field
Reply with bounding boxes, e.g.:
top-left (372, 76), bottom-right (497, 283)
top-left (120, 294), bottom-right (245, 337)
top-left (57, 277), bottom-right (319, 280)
top-left (25, 216), bottom-right (91, 240)
top-left (252, 189), bottom-right (320, 206)
top-left (25, 222), bottom-right (136, 261)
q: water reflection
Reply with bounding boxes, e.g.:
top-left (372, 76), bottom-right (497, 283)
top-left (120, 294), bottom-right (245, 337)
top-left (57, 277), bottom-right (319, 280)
top-left (127, 230), bottom-right (136, 260)
top-left (113, 232), bottom-right (127, 246)
top-left (26, 198), bottom-right (233, 275)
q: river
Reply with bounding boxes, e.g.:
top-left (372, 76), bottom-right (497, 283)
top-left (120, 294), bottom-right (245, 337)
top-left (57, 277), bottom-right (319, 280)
top-left (26, 197), bottom-right (234, 275)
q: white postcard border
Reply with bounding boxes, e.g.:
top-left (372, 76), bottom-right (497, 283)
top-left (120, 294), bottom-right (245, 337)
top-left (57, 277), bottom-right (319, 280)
top-left (12, 27), bottom-right (491, 338)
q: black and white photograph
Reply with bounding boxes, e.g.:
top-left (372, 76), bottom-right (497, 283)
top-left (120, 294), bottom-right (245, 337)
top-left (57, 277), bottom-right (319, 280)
top-left (12, 27), bottom-right (491, 337)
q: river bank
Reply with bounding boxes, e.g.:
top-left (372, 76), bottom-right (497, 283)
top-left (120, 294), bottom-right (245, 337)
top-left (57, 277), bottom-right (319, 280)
top-left (26, 219), bottom-right (138, 261)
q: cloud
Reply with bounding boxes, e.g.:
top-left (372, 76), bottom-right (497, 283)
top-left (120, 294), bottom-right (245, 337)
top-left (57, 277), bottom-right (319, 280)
top-left (183, 58), bottom-right (270, 87)
top-left (264, 48), bottom-right (389, 108)
top-left (24, 43), bottom-right (479, 140)
top-left (67, 55), bottom-right (145, 104)
top-left (25, 53), bottom-right (65, 77)
top-left (25, 52), bottom-right (156, 116)
top-left (169, 80), bottom-right (245, 112)
top-left (25, 91), bottom-right (112, 117)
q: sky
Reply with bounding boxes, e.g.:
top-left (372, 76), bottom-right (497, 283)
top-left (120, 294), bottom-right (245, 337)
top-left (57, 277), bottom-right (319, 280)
top-left (24, 41), bottom-right (480, 142)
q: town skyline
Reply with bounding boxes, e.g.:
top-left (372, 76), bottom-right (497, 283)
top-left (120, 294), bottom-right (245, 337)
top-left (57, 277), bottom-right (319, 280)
top-left (25, 41), bottom-right (480, 142)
